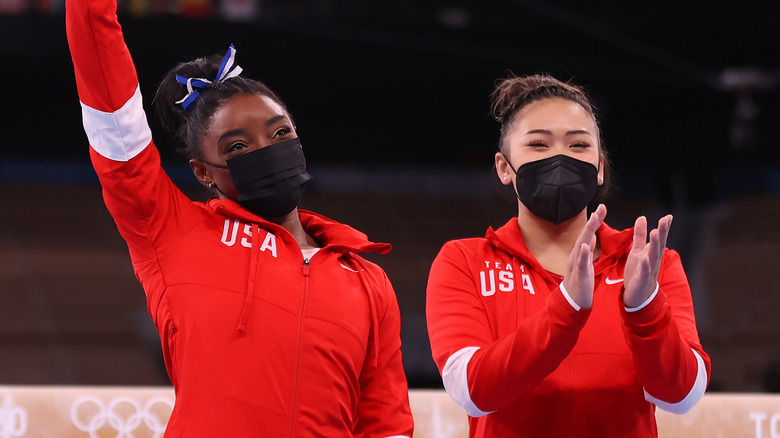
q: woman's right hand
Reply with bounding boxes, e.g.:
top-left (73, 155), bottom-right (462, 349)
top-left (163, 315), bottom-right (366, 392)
top-left (562, 204), bottom-right (607, 308)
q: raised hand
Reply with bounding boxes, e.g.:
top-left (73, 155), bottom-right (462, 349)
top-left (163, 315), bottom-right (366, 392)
top-left (622, 214), bottom-right (673, 308)
top-left (562, 204), bottom-right (607, 309)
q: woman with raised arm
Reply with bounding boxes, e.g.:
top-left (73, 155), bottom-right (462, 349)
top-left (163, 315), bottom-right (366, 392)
top-left (65, 0), bottom-right (413, 436)
top-left (425, 74), bottom-right (710, 437)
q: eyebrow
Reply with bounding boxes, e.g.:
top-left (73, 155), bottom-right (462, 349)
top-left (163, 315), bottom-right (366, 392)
top-left (218, 128), bottom-right (247, 143)
top-left (217, 115), bottom-right (290, 143)
top-left (525, 129), bottom-right (592, 136)
top-left (265, 114), bottom-right (288, 127)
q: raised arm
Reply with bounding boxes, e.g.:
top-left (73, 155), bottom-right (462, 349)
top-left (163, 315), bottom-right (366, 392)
top-left (66, 0), bottom-right (198, 233)
top-left (66, 0), bottom-right (199, 326)
top-left (66, 0), bottom-right (138, 115)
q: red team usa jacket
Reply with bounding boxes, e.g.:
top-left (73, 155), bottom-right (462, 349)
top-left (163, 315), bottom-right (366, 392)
top-left (65, 0), bottom-right (414, 436)
top-left (427, 218), bottom-right (710, 437)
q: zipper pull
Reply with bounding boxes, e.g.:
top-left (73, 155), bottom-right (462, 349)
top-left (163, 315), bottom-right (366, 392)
top-left (302, 258), bottom-right (311, 276)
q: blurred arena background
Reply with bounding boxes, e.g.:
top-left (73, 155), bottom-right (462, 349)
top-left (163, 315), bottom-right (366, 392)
top-left (1, 0), bottom-right (779, 392)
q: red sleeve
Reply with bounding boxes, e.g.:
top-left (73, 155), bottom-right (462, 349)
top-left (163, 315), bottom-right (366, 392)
top-left (621, 249), bottom-right (711, 409)
top-left (66, 0), bottom-right (199, 325)
top-left (353, 268), bottom-right (414, 437)
top-left (426, 241), bottom-right (591, 414)
top-left (66, 0), bottom-right (138, 112)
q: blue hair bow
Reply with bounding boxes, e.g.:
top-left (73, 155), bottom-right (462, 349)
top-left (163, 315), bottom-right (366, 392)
top-left (175, 44), bottom-right (244, 110)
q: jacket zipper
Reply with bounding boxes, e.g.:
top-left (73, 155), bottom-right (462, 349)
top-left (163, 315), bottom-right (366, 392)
top-left (288, 257), bottom-right (311, 437)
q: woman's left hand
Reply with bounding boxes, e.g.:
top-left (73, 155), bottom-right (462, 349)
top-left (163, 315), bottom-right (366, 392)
top-left (622, 214), bottom-right (673, 308)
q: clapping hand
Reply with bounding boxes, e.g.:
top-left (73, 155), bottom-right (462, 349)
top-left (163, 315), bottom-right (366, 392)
top-left (563, 204), bottom-right (607, 309)
top-left (622, 215), bottom-right (673, 308)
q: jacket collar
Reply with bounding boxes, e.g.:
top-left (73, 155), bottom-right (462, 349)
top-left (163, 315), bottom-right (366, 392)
top-left (207, 198), bottom-right (391, 336)
top-left (486, 217), bottom-right (634, 273)
top-left (207, 197), bottom-right (391, 255)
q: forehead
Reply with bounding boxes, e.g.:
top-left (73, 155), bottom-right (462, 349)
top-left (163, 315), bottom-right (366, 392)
top-left (511, 97), bottom-right (596, 133)
top-left (208, 93), bottom-right (288, 131)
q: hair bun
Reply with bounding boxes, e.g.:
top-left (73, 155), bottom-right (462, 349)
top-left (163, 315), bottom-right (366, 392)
top-left (490, 74), bottom-right (593, 124)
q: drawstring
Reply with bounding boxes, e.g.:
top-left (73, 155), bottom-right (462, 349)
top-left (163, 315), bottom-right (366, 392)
top-left (232, 222), bottom-right (381, 363)
top-left (237, 223), bottom-right (261, 334)
top-left (344, 254), bottom-right (381, 368)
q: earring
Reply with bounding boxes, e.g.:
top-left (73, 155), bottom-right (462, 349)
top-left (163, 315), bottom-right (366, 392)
top-left (206, 182), bottom-right (213, 188)
top-left (598, 176), bottom-right (604, 183)
top-left (502, 177), bottom-right (508, 182)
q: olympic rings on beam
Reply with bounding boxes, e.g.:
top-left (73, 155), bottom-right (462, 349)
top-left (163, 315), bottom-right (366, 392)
top-left (0, 394), bottom-right (28, 438)
top-left (70, 395), bottom-right (174, 438)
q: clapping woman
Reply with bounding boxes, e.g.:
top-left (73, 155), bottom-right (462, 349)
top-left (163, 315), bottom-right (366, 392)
top-left (426, 74), bottom-right (710, 437)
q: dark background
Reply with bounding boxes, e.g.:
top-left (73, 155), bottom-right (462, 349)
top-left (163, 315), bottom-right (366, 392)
top-left (3, 0), bottom-right (779, 181)
top-left (2, 0), bottom-right (780, 391)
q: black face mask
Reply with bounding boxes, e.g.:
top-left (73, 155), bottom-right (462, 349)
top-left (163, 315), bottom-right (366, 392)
top-left (507, 154), bottom-right (598, 225)
top-left (208, 138), bottom-right (312, 219)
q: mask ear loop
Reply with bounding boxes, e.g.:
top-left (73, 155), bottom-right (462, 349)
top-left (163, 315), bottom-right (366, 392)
top-left (502, 152), bottom-right (518, 174)
top-left (199, 160), bottom-right (239, 202)
top-left (596, 152), bottom-right (605, 184)
top-left (500, 153), bottom-right (524, 202)
top-left (200, 159), bottom-right (229, 169)
top-left (206, 181), bottom-right (238, 203)
top-left (501, 153), bottom-right (520, 188)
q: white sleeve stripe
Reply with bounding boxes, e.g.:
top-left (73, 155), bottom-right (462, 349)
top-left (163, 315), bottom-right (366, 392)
top-left (644, 348), bottom-right (708, 415)
top-left (80, 85), bottom-right (152, 162)
top-left (441, 346), bottom-right (494, 418)
top-left (383, 436), bottom-right (411, 438)
top-left (559, 282), bottom-right (581, 311)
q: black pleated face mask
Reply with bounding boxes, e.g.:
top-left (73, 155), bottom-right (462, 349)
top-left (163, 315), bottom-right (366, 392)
top-left (225, 137), bottom-right (312, 219)
top-left (509, 154), bottom-right (598, 225)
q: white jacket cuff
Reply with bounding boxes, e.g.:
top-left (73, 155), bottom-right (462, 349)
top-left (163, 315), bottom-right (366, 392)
top-left (442, 346), bottom-right (494, 418)
top-left (645, 348), bottom-right (708, 414)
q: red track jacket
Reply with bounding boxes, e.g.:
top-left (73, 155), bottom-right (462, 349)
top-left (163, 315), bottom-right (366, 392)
top-left (65, 0), bottom-right (413, 435)
top-left (426, 218), bottom-right (710, 437)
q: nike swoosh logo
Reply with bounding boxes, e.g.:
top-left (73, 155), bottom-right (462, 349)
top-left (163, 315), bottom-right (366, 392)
top-left (605, 277), bottom-right (624, 285)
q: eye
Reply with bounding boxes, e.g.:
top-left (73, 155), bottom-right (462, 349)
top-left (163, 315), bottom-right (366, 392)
top-left (272, 126), bottom-right (292, 139)
top-left (227, 141), bottom-right (248, 152)
top-left (528, 140), bottom-right (547, 148)
top-left (570, 142), bottom-right (591, 149)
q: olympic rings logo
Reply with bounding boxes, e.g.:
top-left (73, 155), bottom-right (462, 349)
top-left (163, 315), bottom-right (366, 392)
top-left (70, 395), bottom-right (174, 438)
top-left (0, 394), bottom-right (28, 438)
